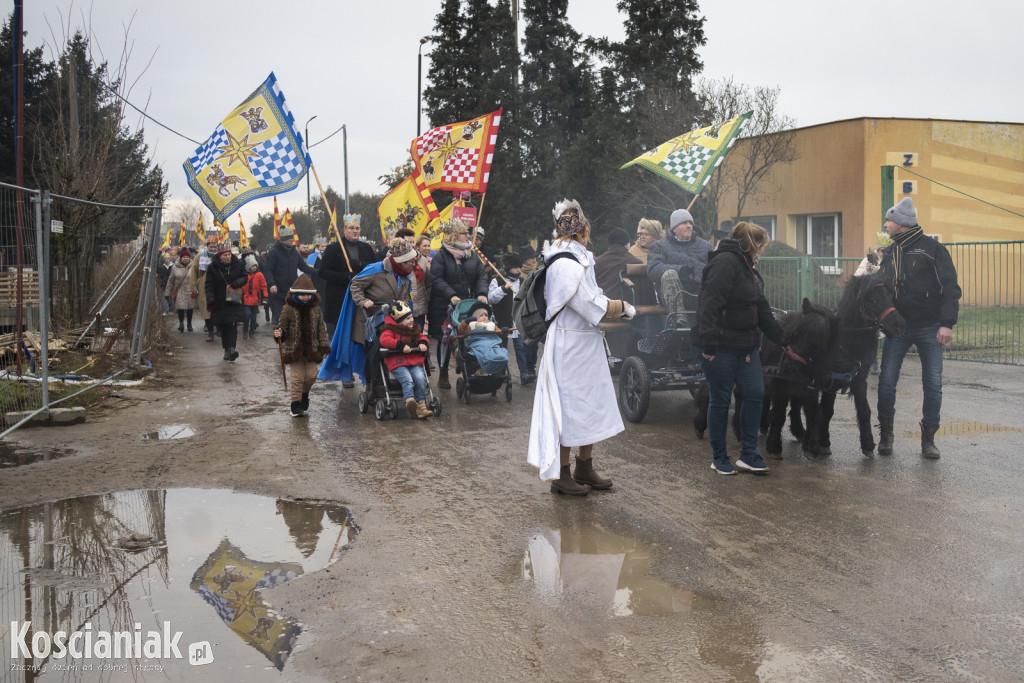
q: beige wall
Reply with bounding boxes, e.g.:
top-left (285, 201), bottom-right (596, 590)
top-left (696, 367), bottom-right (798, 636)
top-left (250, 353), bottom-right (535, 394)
top-left (720, 118), bottom-right (1024, 258)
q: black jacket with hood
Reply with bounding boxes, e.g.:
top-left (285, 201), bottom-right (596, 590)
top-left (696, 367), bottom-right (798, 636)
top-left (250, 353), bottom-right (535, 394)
top-left (879, 231), bottom-right (961, 329)
top-left (695, 239), bottom-right (786, 355)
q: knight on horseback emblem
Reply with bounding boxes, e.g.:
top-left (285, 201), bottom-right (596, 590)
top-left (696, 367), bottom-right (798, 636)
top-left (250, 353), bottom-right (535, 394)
top-left (205, 163), bottom-right (248, 198)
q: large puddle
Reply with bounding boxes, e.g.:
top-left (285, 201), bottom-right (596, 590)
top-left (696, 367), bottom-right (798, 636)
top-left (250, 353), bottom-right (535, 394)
top-left (0, 489), bottom-right (356, 681)
top-left (0, 443), bottom-right (75, 468)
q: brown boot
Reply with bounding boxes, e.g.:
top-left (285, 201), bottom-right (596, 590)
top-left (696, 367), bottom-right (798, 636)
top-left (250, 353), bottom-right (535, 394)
top-left (550, 465), bottom-right (590, 496)
top-left (921, 422), bottom-right (940, 459)
top-left (416, 399), bottom-right (432, 419)
top-left (437, 368), bottom-right (451, 389)
top-left (406, 397), bottom-right (418, 419)
top-left (573, 456), bottom-right (613, 490)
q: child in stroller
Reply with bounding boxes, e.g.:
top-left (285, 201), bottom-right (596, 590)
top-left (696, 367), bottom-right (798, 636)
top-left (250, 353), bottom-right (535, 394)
top-left (450, 300), bottom-right (512, 403)
top-left (359, 301), bottom-right (441, 420)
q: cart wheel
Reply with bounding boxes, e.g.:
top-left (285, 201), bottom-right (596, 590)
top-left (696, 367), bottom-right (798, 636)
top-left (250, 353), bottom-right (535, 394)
top-left (431, 397), bottom-right (442, 417)
top-left (388, 401), bottom-right (398, 420)
top-left (617, 356), bottom-right (651, 423)
top-left (505, 382), bottom-right (512, 402)
top-left (374, 400), bottom-right (385, 420)
top-left (456, 376), bottom-right (465, 398)
top-left (358, 392), bottom-right (369, 414)
top-left (462, 385), bottom-right (471, 404)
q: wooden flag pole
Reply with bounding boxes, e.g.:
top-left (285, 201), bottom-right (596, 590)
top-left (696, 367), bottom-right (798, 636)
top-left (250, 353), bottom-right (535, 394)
top-left (472, 245), bottom-right (510, 287)
top-left (310, 164), bottom-right (352, 272)
top-left (686, 192), bottom-right (701, 211)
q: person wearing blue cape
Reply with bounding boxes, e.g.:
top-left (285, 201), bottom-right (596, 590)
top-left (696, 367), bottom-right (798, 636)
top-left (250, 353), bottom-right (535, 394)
top-left (319, 237), bottom-right (417, 385)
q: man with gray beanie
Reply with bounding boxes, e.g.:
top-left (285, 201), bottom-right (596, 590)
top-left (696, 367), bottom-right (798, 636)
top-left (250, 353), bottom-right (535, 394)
top-left (646, 208), bottom-right (712, 327)
top-left (876, 197), bottom-right (961, 460)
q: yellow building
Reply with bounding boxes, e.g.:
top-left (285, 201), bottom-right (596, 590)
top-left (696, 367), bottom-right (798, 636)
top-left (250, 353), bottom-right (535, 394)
top-left (719, 117), bottom-right (1024, 259)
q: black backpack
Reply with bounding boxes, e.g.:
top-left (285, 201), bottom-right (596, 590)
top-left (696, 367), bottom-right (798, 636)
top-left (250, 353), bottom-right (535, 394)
top-left (512, 252), bottom-right (579, 346)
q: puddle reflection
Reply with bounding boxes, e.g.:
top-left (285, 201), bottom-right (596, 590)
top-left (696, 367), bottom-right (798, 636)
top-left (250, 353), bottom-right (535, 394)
top-left (0, 443), bottom-right (75, 468)
top-left (522, 524), bottom-right (695, 617)
top-left (0, 489), bottom-right (356, 681)
top-left (141, 424), bottom-right (195, 440)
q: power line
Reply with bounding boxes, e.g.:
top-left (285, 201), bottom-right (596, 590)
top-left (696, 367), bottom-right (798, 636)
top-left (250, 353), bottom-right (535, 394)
top-left (101, 81), bottom-right (202, 145)
top-left (310, 124), bottom-right (345, 148)
top-left (898, 166), bottom-right (1024, 220)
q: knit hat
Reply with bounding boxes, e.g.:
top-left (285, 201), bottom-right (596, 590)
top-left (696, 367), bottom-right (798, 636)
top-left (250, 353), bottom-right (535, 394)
top-left (608, 228), bottom-right (631, 246)
top-left (179, 247), bottom-right (191, 258)
top-left (244, 254), bottom-right (258, 270)
top-left (886, 197), bottom-right (918, 227)
top-left (474, 227), bottom-right (485, 238)
top-left (389, 237), bottom-right (418, 263)
top-left (388, 300), bottom-right (413, 323)
top-left (518, 244), bottom-right (538, 261)
top-left (467, 301), bottom-right (490, 319)
top-left (552, 199), bottom-right (588, 236)
top-left (289, 273), bottom-right (316, 294)
top-left (279, 226), bottom-right (296, 239)
top-left (670, 208), bottom-right (694, 229)
top-left (637, 218), bottom-right (664, 240)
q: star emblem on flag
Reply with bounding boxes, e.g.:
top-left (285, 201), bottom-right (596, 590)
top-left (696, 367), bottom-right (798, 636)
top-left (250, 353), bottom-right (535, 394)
top-left (216, 130), bottom-right (262, 172)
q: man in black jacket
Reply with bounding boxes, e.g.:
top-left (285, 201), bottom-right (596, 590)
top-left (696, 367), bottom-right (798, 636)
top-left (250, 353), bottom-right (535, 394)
top-left (264, 226), bottom-right (315, 325)
top-left (318, 215), bottom-right (378, 341)
top-left (876, 197), bottom-right (961, 459)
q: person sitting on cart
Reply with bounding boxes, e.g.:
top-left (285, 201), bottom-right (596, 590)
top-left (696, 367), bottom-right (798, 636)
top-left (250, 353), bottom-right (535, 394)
top-left (646, 208), bottom-right (712, 328)
top-left (457, 301), bottom-right (509, 375)
top-left (378, 300), bottom-right (433, 420)
top-left (595, 227), bottom-right (656, 304)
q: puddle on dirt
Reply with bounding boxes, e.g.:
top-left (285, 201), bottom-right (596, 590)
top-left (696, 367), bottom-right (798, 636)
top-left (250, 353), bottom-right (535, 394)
top-left (1, 489), bottom-right (357, 681)
top-left (141, 424), bottom-right (196, 440)
top-left (909, 420), bottom-right (1024, 437)
top-left (0, 443), bottom-right (75, 468)
top-left (521, 524), bottom-right (699, 616)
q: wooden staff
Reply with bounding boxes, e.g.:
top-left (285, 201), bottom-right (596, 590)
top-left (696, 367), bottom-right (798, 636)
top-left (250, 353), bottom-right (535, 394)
top-left (472, 245), bottom-right (510, 287)
top-left (275, 332), bottom-right (288, 391)
top-left (310, 164), bottom-right (353, 273)
top-left (686, 192), bottom-right (701, 211)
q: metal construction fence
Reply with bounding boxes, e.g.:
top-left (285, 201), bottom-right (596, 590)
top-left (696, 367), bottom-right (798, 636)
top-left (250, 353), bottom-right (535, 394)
top-left (0, 180), bottom-right (164, 437)
top-left (759, 241), bottom-right (1024, 365)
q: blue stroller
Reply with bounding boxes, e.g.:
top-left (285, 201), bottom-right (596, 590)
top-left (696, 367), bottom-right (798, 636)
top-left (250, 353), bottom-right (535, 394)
top-left (357, 304), bottom-right (442, 420)
top-left (443, 300), bottom-right (512, 404)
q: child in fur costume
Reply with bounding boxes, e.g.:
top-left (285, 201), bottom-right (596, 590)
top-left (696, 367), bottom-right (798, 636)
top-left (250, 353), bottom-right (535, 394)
top-left (378, 300), bottom-right (432, 419)
top-left (273, 274), bottom-right (332, 418)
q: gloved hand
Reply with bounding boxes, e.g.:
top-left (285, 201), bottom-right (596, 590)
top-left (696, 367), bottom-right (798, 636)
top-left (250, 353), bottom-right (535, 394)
top-left (190, 291), bottom-right (198, 299)
top-left (621, 302), bottom-right (636, 320)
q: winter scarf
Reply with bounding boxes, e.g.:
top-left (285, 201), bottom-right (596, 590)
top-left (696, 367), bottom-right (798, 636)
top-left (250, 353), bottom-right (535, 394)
top-left (198, 248), bottom-right (212, 272)
top-left (890, 226), bottom-right (923, 297)
top-left (443, 242), bottom-right (472, 260)
top-left (382, 321), bottom-right (424, 347)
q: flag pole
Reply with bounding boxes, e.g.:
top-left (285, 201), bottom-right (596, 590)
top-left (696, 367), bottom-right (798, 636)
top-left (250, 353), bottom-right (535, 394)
top-left (686, 192), bottom-right (700, 211)
top-left (310, 164), bottom-right (352, 272)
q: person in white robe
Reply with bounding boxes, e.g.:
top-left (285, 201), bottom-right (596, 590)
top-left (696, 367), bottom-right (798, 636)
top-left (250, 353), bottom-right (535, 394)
top-left (527, 199), bottom-right (636, 495)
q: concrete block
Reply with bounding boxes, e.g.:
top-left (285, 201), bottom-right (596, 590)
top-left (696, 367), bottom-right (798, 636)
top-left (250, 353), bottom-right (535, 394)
top-left (49, 407), bottom-right (86, 425)
top-left (3, 410), bottom-right (50, 426)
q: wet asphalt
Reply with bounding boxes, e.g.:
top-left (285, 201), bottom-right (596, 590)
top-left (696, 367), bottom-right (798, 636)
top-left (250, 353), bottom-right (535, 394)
top-left (2, 321), bottom-right (1023, 681)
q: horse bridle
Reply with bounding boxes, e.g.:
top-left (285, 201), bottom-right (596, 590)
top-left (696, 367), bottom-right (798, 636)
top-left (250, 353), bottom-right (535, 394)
top-left (858, 282), bottom-right (897, 331)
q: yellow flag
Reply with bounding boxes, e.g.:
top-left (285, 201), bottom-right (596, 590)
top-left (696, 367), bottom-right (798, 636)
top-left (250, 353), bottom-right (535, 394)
top-left (376, 169), bottom-right (439, 242)
top-left (217, 220), bottom-right (231, 242)
top-left (159, 224), bottom-right (173, 250)
top-left (411, 108), bottom-right (502, 193)
top-left (238, 213), bottom-right (249, 248)
top-left (273, 196), bottom-right (281, 240)
top-left (178, 218), bottom-right (186, 245)
top-left (195, 213), bottom-right (207, 242)
top-left (424, 198), bottom-right (464, 251)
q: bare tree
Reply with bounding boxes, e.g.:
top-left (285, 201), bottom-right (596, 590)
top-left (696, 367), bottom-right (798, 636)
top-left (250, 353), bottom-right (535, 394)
top-left (695, 78), bottom-right (799, 235)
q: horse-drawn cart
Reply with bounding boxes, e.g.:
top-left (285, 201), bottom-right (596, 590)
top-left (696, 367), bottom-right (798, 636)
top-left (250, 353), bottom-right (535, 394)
top-left (600, 263), bottom-right (704, 423)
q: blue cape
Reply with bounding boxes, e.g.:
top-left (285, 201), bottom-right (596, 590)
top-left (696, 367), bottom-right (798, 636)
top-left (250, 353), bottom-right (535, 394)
top-left (317, 262), bottom-right (386, 382)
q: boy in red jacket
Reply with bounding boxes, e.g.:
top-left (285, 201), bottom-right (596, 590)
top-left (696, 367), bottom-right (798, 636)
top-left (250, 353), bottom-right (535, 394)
top-left (378, 301), bottom-right (431, 419)
top-left (242, 255), bottom-right (268, 339)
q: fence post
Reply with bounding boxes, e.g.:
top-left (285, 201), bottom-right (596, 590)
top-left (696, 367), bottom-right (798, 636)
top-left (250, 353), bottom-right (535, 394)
top-left (33, 190), bottom-right (49, 409)
top-left (130, 205), bottom-right (162, 364)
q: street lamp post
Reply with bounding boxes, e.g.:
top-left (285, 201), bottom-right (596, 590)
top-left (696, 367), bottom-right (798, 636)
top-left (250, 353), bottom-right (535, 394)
top-left (305, 114), bottom-right (317, 217)
top-left (417, 37), bottom-right (429, 136)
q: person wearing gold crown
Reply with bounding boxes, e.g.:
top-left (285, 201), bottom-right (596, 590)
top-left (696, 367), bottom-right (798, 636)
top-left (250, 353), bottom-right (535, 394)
top-left (527, 200), bottom-right (636, 496)
top-left (427, 219), bottom-right (489, 389)
top-left (319, 214), bottom-right (379, 344)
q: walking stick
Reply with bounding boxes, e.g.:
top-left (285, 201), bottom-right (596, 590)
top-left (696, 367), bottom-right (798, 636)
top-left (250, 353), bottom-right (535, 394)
top-left (275, 332), bottom-right (288, 391)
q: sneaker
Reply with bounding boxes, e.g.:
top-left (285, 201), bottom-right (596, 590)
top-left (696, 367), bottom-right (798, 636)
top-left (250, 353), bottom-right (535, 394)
top-left (711, 460), bottom-right (737, 475)
top-left (736, 455), bottom-right (769, 473)
top-left (290, 401), bottom-right (304, 418)
top-left (520, 373), bottom-right (535, 386)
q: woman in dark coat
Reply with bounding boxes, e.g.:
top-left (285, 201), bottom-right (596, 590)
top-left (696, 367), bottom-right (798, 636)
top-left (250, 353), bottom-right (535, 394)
top-left (694, 221), bottom-right (789, 475)
top-left (428, 219), bottom-right (489, 388)
top-left (205, 246), bottom-right (249, 361)
top-left (319, 216), bottom-right (378, 336)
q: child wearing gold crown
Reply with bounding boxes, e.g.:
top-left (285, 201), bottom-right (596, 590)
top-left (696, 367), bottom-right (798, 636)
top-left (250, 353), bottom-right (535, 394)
top-left (378, 300), bottom-right (432, 419)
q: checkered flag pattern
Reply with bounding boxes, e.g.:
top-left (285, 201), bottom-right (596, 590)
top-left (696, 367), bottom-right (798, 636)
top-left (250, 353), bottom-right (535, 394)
top-left (188, 125), bottom-right (228, 171)
top-left (416, 126), bottom-right (451, 157)
top-left (660, 146), bottom-right (715, 186)
top-left (442, 148), bottom-right (480, 185)
top-left (196, 583), bottom-right (236, 624)
top-left (257, 569), bottom-right (300, 589)
top-left (250, 133), bottom-right (305, 187)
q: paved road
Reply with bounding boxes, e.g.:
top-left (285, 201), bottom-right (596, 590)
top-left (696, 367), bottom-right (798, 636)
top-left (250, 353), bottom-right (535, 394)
top-left (3, 321), bottom-right (1022, 681)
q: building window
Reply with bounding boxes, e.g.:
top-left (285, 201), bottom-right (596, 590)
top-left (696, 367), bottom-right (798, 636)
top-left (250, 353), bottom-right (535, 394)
top-left (739, 215), bottom-right (776, 240)
top-left (796, 213), bottom-right (842, 274)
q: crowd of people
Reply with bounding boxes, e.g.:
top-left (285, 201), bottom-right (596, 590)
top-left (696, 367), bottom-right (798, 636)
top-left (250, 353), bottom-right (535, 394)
top-left (161, 197), bottom-right (960, 493)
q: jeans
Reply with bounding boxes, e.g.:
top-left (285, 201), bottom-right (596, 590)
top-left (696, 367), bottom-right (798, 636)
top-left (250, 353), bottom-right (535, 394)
top-left (391, 364), bottom-right (428, 401)
top-left (877, 323), bottom-right (943, 426)
top-left (217, 321), bottom-right (237, 351)
top-left (695, 346), bottom-right (765, 466)
top-left (245, 305), bottom-right (260, 335)
top-left (512, 336), bottom-right (528, 376)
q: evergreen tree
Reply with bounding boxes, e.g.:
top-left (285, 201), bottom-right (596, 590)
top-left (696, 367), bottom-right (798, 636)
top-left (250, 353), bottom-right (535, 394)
top-left (423, 0), bottom-right (468, 129)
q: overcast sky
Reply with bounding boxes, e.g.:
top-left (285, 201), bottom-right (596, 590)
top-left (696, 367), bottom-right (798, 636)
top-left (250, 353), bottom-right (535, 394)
top-left (21, 1), bottom-right (1024, 226)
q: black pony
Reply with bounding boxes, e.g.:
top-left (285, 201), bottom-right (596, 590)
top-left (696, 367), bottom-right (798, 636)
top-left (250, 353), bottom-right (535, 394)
top-left (760, 299), bottom-right (840, 458)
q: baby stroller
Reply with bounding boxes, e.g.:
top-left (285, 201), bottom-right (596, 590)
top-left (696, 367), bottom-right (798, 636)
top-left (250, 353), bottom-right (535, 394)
top-left (444, 299), bottom-right (512, 404)
top-left (357, 303), bottom-right (442, 420)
